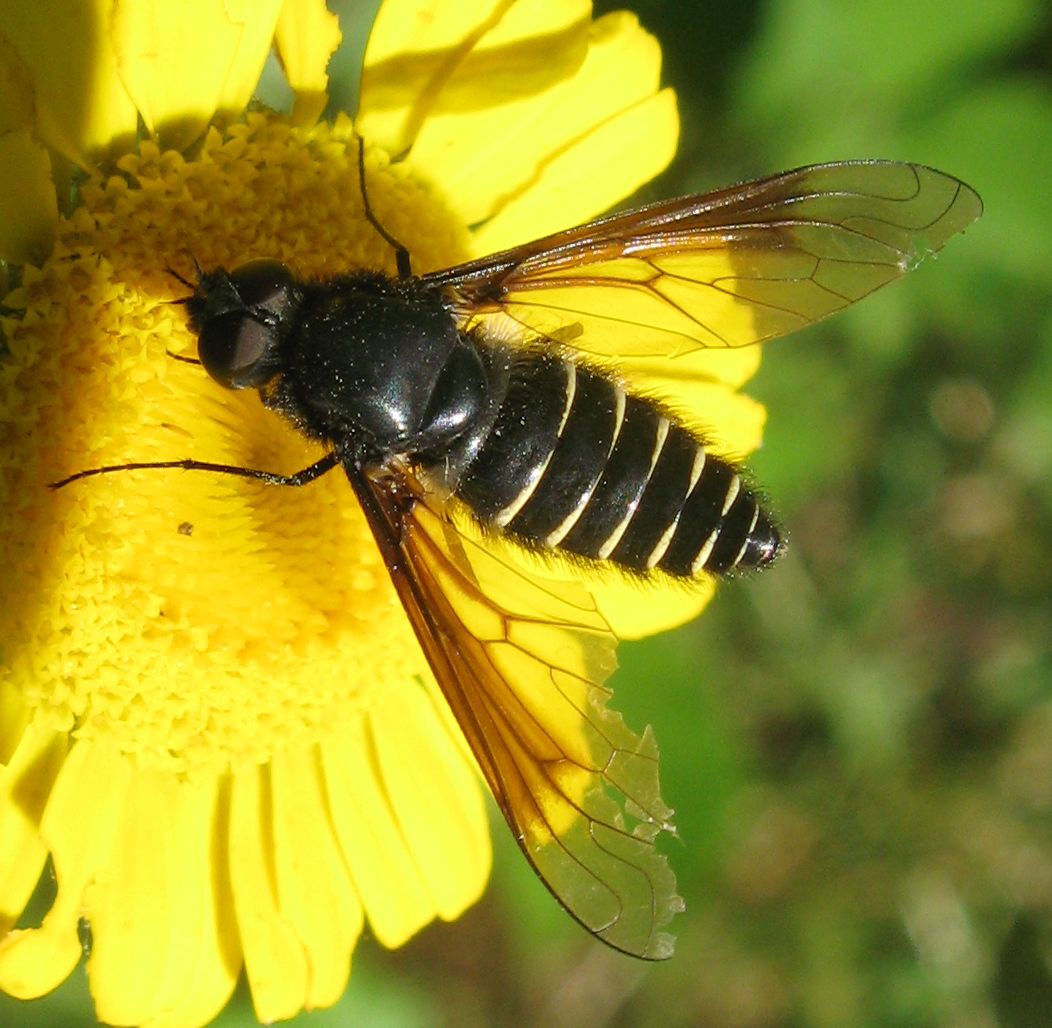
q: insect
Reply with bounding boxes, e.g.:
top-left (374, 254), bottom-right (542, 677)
top-left (54, 150), bottom-right (981, 960)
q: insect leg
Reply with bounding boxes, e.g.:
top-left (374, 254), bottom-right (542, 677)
top-left (355, 136), bottom-right (412, 280)
top-left (49, 451), bottom-right (341, 490)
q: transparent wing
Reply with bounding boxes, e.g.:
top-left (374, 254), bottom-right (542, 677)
top-left (423, 161), bottom-right (982, 358)
top-left (348, 469), bottom-right (683, 959)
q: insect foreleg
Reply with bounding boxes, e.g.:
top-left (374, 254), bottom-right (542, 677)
top-left (49, 451), bottom-right (341, 490)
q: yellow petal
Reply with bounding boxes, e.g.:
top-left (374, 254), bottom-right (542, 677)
top-left (594, 572), bottom-right (715, 641)
top-left (321, 718), bottom-right (437, 949)
top-left (470, 87), bottom-right (678, 254)
top-left (0, 727), bottom-right (63, 935)
top-left (0, 126), bottom-right (57, 264)
top-left (0, 741), bottom-right (128, 999)
top-left (0, 27), bottom-right (54, 245)
top-left (0, 684), bottom-right (30, 766)
top-left (216, 0), bottom-right (288, 113)
top-left (275, 0), bottom-right (342, 125)
top-left (0, 31), bottom-right (34, 136)
top-left (85, 772), bottom-right (238, 1027)
top-left (358, 0), bottom-right (591, 157)
top-left (626, 363), bottom-right (768, 459)
top-left (269, 746), bottom-right (363, 1010)
top-left (0, 1), bottom-right (137, 167)
top-left (370, 678), bottom-right (491, 920)
top-left (651, 344), bottom-right (762, 393)
top-left (109, 0), bottom-right (282, 149)
top-left (409, 10), bottom-right (673, 232)
top-left (229, 764), bottom-right (309, 1024)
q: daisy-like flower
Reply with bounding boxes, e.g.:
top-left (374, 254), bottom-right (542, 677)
top-left (0, 1), bottom-right (765, 1025)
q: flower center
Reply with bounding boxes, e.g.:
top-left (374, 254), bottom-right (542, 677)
top-left (0, 113), bottom-right (469, 775)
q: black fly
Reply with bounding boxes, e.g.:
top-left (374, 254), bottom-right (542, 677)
top-left (51, 142), bottom-right (980, 958)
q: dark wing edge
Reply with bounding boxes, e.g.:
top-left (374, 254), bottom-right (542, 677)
top-left (421, 161), bottom-right (982, 356)
top-left (348, 468), bottom-right (684, 960)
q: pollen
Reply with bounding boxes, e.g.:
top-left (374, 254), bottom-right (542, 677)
top-left (0, 113), bottom-right (468, 775)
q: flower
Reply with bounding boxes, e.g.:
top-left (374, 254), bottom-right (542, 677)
top-left (0, 0), bottom-right (766, 1024)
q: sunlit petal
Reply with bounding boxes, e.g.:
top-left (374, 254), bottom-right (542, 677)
top-left (470, 87), bottom-right (678, 254)
top-left (109, 0), bottom-right (282, 148)
top-left (409, 10), bottom-right (672, 232)
top-left (0, 1), bottom-right (137, 167)
top-left (358, 0), bottom-right (591, 157)
top-left (275, 0), bottom-right (342, 124)
top-left (85, 772), bottom-right (238, 1026)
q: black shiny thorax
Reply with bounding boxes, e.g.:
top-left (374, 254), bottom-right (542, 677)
top-left (267, 273), bottom-right (484, 459)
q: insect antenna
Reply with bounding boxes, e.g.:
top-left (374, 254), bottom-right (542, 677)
top-left (162, 256), bottom-right (207, 363)
top-left (164, 253), bottom-right (203, 293)
top-left (356, 136), bottom-right (412, 280)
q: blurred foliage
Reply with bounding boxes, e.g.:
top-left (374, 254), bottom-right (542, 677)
top-left (7, 1), bottom-right (1049, 1026)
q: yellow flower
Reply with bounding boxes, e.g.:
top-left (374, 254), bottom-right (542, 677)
top-left (0, 1), bottom-right (765, 1024)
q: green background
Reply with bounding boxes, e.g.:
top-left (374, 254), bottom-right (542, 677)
top-left (7, 1), bottom-right (1050, 1025)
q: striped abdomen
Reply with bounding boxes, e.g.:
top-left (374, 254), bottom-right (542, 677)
top-left (453, 352), bottom-right (782, 578)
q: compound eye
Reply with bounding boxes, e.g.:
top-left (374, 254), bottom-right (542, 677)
top-left (198, 312), bottom-right (278, 389)
top-left (229, 259), bottom-right (295, 321)
top-left (196, 259), bottom-right (297, 390)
